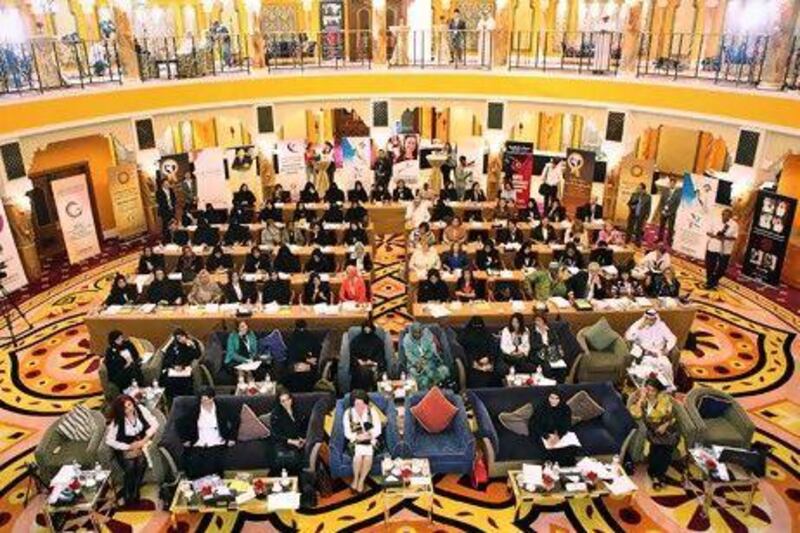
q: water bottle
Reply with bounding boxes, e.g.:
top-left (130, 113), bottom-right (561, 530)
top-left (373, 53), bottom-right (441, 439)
top-left (94, 461), bottom-right (102, 473)
top-left (612, 454), bottom-right (621, 476)
top-left (535, 366), bottom-right (543, 383)
top-left (400, 371), bottom-right (406, 382)
top-left (281, 468), bottom-right (288, 480)
top-left (381, 372), bottom-right (388, 383)
top-left (509, 365), bottom-right (516, 378)
top-left (152, 378), bottom-right (159, 390)
top-left (265, 373), bottom-right (272, 384)
top-left (238, 373), bottom-right (245, 385)
top-left (131, 379), bottom-right (138, 390)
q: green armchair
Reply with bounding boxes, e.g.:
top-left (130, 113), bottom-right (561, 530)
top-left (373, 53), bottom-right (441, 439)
top-left (571, 320), bottom-right (631, 383)
top-left (685, 387), bottom-right (755, 449)
top-left (625, 394), bottom-right (697, 463)
top-left (34, 408), bottom-right (111, 485)
top-left (98, 337), bottom-right (159, 404)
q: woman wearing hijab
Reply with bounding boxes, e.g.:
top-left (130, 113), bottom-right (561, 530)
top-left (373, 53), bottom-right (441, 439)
top-left (293, 202), bottom-right (317, 225)
top-left (343, 220), bottom-right (369, 246)
top-left (322, 201), bottom-right (345, 224)
top-left (137, 246), bottom-right (165, 275)
top-left (349, 321), bottom-right (385, 391)
top-left (188, 269), bottom-right (223, 304)
top-left (519, 198), bottom-right (541, 222)
top-left (464, 182), bottom-right (487, 202)
top-left (283, 320), bottom-right (321, 393)
top-left (370, 183), bottom-right (392, 203)
top-left (191, 217), bottom-right (219, 247)
top-left (260, 218), bottom-right (284, 246)
top-left (258, 198), bottom-right (283, 223)
top-left (106, 274), bottom-right (138, 306)
top-left (496, 220), bottom-right (525, 245)
top-left (175, 246), bottom-right (203, 281)
top-left (340, 265), bottom-right (369, 304)
top-left (345, 199), bottom-right (368, 225)
top-left (455, 268), bottom-right (485, 301)
top-left (342, 389), bottom-right (383, 493)
top-left (347, 180), bottom-right (369, 203)
top-left (402, 323), bottom-right (450, 390)
top-left (529, 390), bottom-right (578, 466)
top-left (205, 244), bottom-right (233, 272)
top-left (160, 328), bottom-right (201, 399)
top-left (271, 388), bottom-right (308, 473)
top-left (324, 181), bottom-right (346, 204)
top-left (431, 197), bottom-right (455, 223)
top-left (224, 215), bottom-right (252, 246)
top-left (273, 244), bottom-right (301, 273)
top-left (475, 239), bottom-right (503, 271)
top-left (409, 239), bottom-right (442, 277)
top-left (300, 182), bottom-right (320, 204)
top-left (500, 313), bottom-right (533, 372)
top-left (222, 269), bottom-right (258, 304)
top-left (345, 242), bottom-right (373, 273)
top-left (418, 268), bottom-right (450, 302)
top-left (105, 330), bottom-right (144, 392)
top-left (628, 378), bottom-right (679, 490)
top-left (147, 268), bottom-right (184, 305)
top-left (232, 184), bottom-right (256, 209)
top-left (441, 180), bottom-right (458, 202)
top-left (441, 242), bottom-right (469, 272)
top-left (242, 246), bottom-right (272, 273)
top-left (458, 316), bottom-right (501, 387)
top-left (309, 221), bottom-right (335, 246)
top-left (282, 220), bottom-right (307, 246)
top-left (514, 241), bottom-right (538, 270)
top-left (559, 242), bottom-right (585, 269)
top-left (302, 272), bottom-right (332, 305)
top-left (304, 247), bottom-right (334, 273)
top-left (261, 269), bottom-right (293, 305)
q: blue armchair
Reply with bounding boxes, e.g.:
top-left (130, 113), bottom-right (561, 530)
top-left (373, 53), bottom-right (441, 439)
top-left (403, 390), bottom-right (475, 474)
top-left (337, 326), bottom-right (395, 393)
top-left (397, 323), bottom-right (456, 385)
top-left (329, 393), bottom-right (401, 479)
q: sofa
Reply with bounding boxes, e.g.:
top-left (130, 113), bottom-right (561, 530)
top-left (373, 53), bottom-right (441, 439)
top-left (98, 337), bottom-right (160, 404)
top-left (329, 393), bottom-right (402, 478)
top-left (403, 389), bottom-right (475, 474)
top-left (571, 321), bottom-right (631, 384)
top-left (337, 325), bottom-right (395, 393)
top-left (203, 329), bottom-right (339, 393)
top-left (469, 383), bottom-right (636, 477)
top-left (685, 386), bottom-right (755, 449)
top-left (158, 392), bottom-right (333, 481)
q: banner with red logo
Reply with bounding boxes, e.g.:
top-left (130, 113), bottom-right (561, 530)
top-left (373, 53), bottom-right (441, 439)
top-left (503, 141), bottom-right (534, 207)
top-left (51, 174), bottom-right (101, 264)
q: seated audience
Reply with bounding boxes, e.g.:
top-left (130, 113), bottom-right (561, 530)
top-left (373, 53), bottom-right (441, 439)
top-left (514, 241), bottom-right (538, 269)
top-left (137, 246), bottom-right (165, 274)
top-left (532, 217), bottom-right (557, 243)
top-left (475, 239), bottom-right (503, 271)
top-left (406, 196), bottom-right (431, 228)
top-left (495, 199), bottom-right (517, 222)
top-left (529, 390), bottom-right (578, 466)
top-left (205, 244), bottom-right (233, 272)
top-left (442, 242), bottom-right (470, 272)
top-left (232, 184), bottom-right (256, 210)
top-left (411, 222), bottom-right (436, 248)
top-left (283, 322), bottom-right (320, 393)
top-left (392, 179), bottom-right (414, 201)
top-left (322, 201), bottom-right (345, 224)
top-left (545, 198), bottom-right (567, 223)
top-left (499, 179), bottom-right (516, 202)
top-left (260, 219), bottom-right (284, 246)
top-left (222, 270), bottom-right (258, 304)
top-left (345, 200), bottom-right (368, 225)
top-left (273, 244), bottom-right (301, 273)
top-left (188, 269), bottom-right (223, 304)
top-left (418, 268), bottom-right (450, 303)
top-left (147, 268), bottom-right (184, 305)
top-left (347, 181), bottom-right (369, 203)
top-left (304, 247), bottom-right (334, 273)
top-left (529, 311), bottom-right (569, 382)
top-left (339, 265), bottom-right (369, 304)
top-left (655, 266), bottom-right (681, 297)
top-left (105, 330), bottom-right (144, 392)
top-left (175, 246), bottom-right (203, 281)
top-left (581, 262), bottom-right (608, 300)
top-left (160, 328), bottom-right (201, 399)
top-left (525, 262), bottom-right (568, 301)
top-left (302, 272), bottom-right (333, 305)
top-left (309, 221), bottom-right (335, 246)
top-left (440, 180), bottom-right (459, 202)
top-left (293, 202), bottom-right (316, 224)
top-left (576, 196), bottom-right (603, 222)
top-left (559, 242), bottom-right (585, 269)
top-left (272, 184), bottom-right (291, 203)
top-left (190, 218), bottom-right (217, 247)
top-left (283, 221), bottom-right (306, 246)
top-left (455, 269), bottom-right (486, 301)
top-left (409, 240), bottom-right (441, 276)
top-left (105, 395), bottom-right (159, 504)
top-left (613, 269), bottom-right (642, 298)
top-left (324, 182), bottom-right (346, 204)
top-left (459, 316), bottom-right (501, 388)
top-left (518, 198), bottom-right (541, 222)
top-left (345, 242), bottom-right (373, 273)
top-left (343, 221), bottom-right (369, 246)
top-left (628, 378), bottom-right (678, 490)
top-left (464, 182), bottom-right (487, 202)
top-left (177, 387), bottom-right (237, 479)
top-left (258, 199), bottom-right (283, 223)
top-left (641, 245), bottom-right (672, 274)
top-left (271, 388), bottom-right (308, 473)
top-left (224, 216), bottom-right (251, 246)
top-left (343, 389), bottom-right (383, 493)
top-left (300, 182), bottom-right (320, 204)
top-left (492, 280), bottom-right (523, 302)
top-left (106, 274), bottom-right (138, 306)
top-left (242, 246), bottom-right (272, 273)
top-left (261, 269), bottom-right (293, 305)
top-left (497, 219), bottom-right (525, 245)
top-left (625, 309), bottom-right (677, 385)
top-left (442, 216), bottom-right (467, 245)
top-left (402, 322), bottom-right (450, 390)
top-left (431, 197), bottom-right (455, 222)
top-left (370, 183), bottom-right (392, 203)
top-left (589, 240), bottom-right (614, 267)
top-left (224, 320), bottom-right (264, 381)
top-left (350, 321), bottom-right (386, 391)
top-left (597, 221), bottom-right (625, 245)
top-left (500, 313), bottom-right (533, 371)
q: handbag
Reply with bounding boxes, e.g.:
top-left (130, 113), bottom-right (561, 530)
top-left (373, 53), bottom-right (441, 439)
top-left (471, 450), bottom-right (488, 489)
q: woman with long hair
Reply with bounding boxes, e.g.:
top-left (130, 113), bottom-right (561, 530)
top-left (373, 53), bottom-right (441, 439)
top-left (105, 395), bottom-right (159, 504)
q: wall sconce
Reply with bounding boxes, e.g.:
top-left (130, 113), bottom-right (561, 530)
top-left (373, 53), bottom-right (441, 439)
top-left (441, 0), bottom-right (451, 10)
top-left (79, 0), bottom-right (96, 14)
top-left (496, 0), bottom-right (508, 10)
top-left (372, 0), bottom-right (385, 9)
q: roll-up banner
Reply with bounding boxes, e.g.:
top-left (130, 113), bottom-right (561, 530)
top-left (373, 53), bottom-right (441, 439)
top-left (742, 190), bottom-right (797, 286)
top-left (51, 174), bottom-right (101, 264)
top-left (108, 163), bottom-right (147, 239)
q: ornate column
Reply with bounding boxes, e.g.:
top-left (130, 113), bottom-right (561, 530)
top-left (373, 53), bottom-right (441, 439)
top-left (3, 200), bottom-right (41, 282)
top-left (619, 0), bottom-right (643, 74)
top-left (372, 0), bottom-right (387, 65)
top-left (758, 0), bottom-right (800, 89)
top-left (113, 6), bottom-right (140, 79)
top-left (493, 0), bottom-right (513, 67)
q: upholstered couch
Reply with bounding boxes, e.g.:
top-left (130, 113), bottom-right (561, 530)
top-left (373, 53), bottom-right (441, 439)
top-left (469, 383), bottom-right (636, 477)
top-left (329, 393), bottom-right (402, 478)
top-left (403, 389), bottom-right (475, 474)
top-left (158, 392), bottom-right (333, 480)
top-left (685, 386), bottom-right (755, 449)
top-left (337, 325), bottom-right (395, 393)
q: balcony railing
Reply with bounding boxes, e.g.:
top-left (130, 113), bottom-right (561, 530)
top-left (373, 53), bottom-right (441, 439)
top-left (264, 30), bottom-right (371, 71)
top-left (387, 29), bottom-right (492, 69)
top-left (635, 32), bottom-right (769, 86)
top-left (508, 31), bottom-right (621, 75)
top-left (136, 34), bottom-right (250, 81)
top-left (1, 37), bottom-right (122, 95)
top-left (785, 35), bottom-right (800, 90)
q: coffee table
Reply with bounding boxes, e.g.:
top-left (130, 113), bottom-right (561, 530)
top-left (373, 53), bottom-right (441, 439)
top-left (43, 467), bottom-right (116, 532)
top-left (170, 473), bottom-right (299, 525)
top-left (684, 447), bottom-right (759, 517)
top-left (234, 380), bottom-right (277, 396)
top-left (377, 458), bottom-right (434, 524)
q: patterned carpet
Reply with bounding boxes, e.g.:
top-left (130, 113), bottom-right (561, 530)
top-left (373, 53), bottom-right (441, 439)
top-left (0, 234), bottom-right (799, 532)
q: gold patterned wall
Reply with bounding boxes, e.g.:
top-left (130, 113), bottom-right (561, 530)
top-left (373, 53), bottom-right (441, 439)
top-left (537, 112), bottom-right (563, 152)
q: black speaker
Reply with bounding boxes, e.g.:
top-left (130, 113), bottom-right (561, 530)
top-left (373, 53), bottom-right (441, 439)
top-left (487, 102), bottom-right (504, 130)
top-left (135, 119), bottom-right (156, 150)
top-left (372, 101), bottom-right (388, 128)
top-left (1, 142), bottom-right (25, 180)
top-left (605, 111), bottom-right (625, 142)
top-left (257, 105), bottom-right (274, 134)
top-left (735, 129), bottom-right (760, 167)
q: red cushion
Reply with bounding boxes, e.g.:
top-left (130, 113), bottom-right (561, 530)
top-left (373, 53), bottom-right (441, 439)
top-left (410, 386), bottom-right (458, 434)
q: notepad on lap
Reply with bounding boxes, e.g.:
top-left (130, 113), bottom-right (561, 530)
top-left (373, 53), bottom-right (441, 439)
top-left (543, 431), bottom-right (580, 449)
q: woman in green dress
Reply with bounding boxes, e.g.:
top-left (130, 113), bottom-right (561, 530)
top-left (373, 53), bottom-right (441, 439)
top-left (402, 323), bottom-right (450, 390)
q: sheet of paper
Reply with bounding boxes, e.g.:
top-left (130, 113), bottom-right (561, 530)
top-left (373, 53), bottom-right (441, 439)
top-left (607, 475), bottom-right (637, 495)
top-left (51, 465), bottom-right (79, 486)
top-left (543, 431), bottom-right (581, 449)
top-left (409, 476), bottom-right (430, 487)
top-left (139, 303), bottom-right (156, 314)
top-left (104, 305), bottom-right (122, 315)
top-left (167, 367), bottom-right (193, 378)
top-left (511, 300), bottom-right (525, 312)
top-left (549, 297), bottom-right (571, 309)
top-left (167, 273), bottom-right (183, 281)
top-left (565, 482), bottom-right (588, 492)
top-left (427, 304), bottom-right (451, 318)
top-left (268, 491), bottom-right (300, 511)
top-left (550, 359), bottom-right (568, 369)
top-left (236, 360), bottom-right (261, 372)
top-left (634, 297), bottom-right (652, 307)
top-left (630, 344), bottom-right (643, 358)
top-left (521, 463), bottom-right (543, 485)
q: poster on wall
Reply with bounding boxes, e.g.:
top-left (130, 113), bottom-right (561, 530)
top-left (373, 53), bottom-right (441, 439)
top-left (339, 137), bottom-right (372, 191)
top-left (391, 134), bottom-right (420, 188)
top-left (277, 140), bottom-right (307, 198)
top-left (225, 145), bottom-right (262, 205)
top-left (0, 205), bottom-right (28, 292)
top-left (742, 191), bottom-right (797, 286)
top-left (51, 174), bottom-right (101, 264)
top-left (503, 141), bottom-right (534, 207)
top-left (672, 173), bottom-right (720, 260)
top-left (158, 153), bottom-right (191, 185)
top-left (108, 163), bottom-right (147, 239)
top-left (563, 148), bottom-right (596, 216)
top-left (194, 148), bottom-right (229, 209)
top-left (320, 0), bottom-right (344, 60)
top-left (614, 157), bottom-right (655, 225)
top-left (459, 137), bottom-right (487, 190)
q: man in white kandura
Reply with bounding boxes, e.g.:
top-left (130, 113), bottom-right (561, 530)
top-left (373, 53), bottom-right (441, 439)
top-left (625, 309), bottom-right (677, 387)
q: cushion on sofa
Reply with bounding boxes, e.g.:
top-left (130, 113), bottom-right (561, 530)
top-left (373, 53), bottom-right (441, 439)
top-left (567, 390), bottom-right (605, 425)
top-left (238, 404), bottom-right (269, 441)
top-left (698, 396), bottom-right (731, 419)
top-left (584, 318), bottom-right (618, 351)
top-left (57, 404), bottom-right (95, 442)
top-left (411, 387), bottom-right (458, 434)
top-left (498, 403), bottom-right (534, 436)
